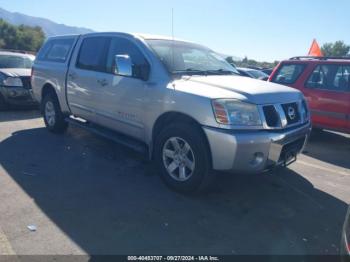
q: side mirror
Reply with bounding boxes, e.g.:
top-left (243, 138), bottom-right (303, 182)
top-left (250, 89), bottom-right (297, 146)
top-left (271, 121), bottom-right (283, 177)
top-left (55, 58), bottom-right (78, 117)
top-left (114, 54), bottom-right (133, 77)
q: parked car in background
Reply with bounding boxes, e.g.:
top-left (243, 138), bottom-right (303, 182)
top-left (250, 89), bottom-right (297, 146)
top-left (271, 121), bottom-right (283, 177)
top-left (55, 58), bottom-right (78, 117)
top-left (261, 68), bottom-right (274, 76)
top-left (32, 32), bottom-right (311, 192)
top-left (341, 206), bottom-right (350, 260)
top-left (237, 67), bottom-right (269, 80)
top-left (0, 50), bottom-right (37, 110)
top-left (269, 56), bottom-right (350, 134)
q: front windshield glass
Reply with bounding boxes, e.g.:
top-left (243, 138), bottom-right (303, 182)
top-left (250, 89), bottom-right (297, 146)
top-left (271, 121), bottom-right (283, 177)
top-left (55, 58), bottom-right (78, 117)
top-left (146, 39), bottom-right (238, 75)
top-left (0, 55), bottom-right (34, 69)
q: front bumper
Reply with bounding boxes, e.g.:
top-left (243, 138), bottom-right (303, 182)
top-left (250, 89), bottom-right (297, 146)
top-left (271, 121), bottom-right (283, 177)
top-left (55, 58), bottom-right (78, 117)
top-left (0, 86), bottom-right (38, 106)
top-left (203, 122), bottom-right (312, 173)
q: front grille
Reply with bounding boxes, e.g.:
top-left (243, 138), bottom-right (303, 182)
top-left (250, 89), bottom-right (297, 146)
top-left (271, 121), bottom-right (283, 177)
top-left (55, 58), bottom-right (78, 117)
top-left (261, 101), bottom-right (305, 129)
top-left (20, 76), bottom-right (31, 89)
top-left (302, 100), bottom-right (309, 120)
top-left (282, 102), bottom-right (300, 125)
top-left (262, 105), bottom-right (280, 127)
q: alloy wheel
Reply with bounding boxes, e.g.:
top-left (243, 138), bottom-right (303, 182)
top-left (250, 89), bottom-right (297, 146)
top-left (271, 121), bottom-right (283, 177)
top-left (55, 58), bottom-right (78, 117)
top-left (162, 137), bottom-right (195, 182)
top-left (45, 101), bottom-right (56, 127)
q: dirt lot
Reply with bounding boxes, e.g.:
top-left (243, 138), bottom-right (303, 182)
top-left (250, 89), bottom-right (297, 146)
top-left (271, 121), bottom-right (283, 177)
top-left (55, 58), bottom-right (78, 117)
top-left (0, 110), bottom-right (349, 255)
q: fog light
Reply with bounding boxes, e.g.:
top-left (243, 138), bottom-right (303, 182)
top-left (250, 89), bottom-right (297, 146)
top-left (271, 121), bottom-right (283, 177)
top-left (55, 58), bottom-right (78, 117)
top-left (250, 152), bottom-right (264, 166)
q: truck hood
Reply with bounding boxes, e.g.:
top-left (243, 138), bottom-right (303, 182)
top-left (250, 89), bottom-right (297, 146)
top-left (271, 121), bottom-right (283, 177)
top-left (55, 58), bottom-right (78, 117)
top-left (173, 75), bottom-right (303, 104)
top-left (0, 68), bottom-right (31, 77)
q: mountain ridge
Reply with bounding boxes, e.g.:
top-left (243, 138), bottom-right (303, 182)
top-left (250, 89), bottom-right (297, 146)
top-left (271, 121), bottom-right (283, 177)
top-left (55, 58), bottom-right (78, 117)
top-left (0, 7), bottom-right (94, 37)
top-left (0, 7), bottom-right (243, 60)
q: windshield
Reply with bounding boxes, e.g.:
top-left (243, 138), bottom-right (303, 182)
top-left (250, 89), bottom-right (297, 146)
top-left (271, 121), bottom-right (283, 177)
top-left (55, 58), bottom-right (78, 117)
top-left (146, 39), bottom-right (238, 76)
top-left (0, 54), bottom-right (34, 69)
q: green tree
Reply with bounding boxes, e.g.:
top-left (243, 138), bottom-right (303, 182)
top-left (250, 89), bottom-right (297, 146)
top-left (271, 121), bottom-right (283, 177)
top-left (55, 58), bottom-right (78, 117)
top-left (321, 41), bottom-right (350, 57)
top-left (0, 19), bottom-right (45, 52)
top-left (226, 56), bottom-right (235, 65)
top-left (226, 55), bottom-right (278, 69)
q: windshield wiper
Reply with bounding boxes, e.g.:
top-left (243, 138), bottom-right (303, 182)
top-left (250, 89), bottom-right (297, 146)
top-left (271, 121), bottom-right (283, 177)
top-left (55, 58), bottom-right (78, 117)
top-left (205, 69), bottom-right (238, 75)
top-left (173, 68), bottom-right (238, 76)
top-left (172, 68), bottom-right (209, 76)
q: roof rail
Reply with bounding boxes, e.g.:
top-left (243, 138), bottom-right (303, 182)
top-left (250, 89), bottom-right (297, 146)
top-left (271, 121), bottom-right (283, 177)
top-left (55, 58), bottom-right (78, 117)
top-left (290, 56), bottom-right (350, 61)
top-left (0, 49), bottom-right (36, 55)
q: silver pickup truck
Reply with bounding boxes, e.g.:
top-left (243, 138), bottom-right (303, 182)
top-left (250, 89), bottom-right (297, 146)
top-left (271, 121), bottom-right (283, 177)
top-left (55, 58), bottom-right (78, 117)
top-left (32, 32), bottom-right (311, 192)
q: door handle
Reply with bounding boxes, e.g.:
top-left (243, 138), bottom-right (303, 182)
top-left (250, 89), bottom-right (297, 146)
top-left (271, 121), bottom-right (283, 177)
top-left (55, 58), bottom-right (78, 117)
top-left (97, 78), bottom-right (108, 87)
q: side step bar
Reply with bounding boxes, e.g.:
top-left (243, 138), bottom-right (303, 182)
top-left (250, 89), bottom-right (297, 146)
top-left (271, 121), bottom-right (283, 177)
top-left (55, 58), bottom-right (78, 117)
top-left (65, 117), bottom-right (148, 155)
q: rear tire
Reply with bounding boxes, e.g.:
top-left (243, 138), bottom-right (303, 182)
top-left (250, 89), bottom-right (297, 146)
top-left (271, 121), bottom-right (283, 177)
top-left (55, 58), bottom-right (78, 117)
top-left (154, 123), bottom-right (215, 193)
top-left (42, 92), bottom-right (68, 133)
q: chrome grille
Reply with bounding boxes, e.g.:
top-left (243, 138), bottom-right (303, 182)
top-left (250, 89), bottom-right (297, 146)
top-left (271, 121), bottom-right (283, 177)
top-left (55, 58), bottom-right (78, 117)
top-left (261, 100), bottom-right (307, 129)
top-left (262, 105), bottom-right (280, 127)
top-left (302, 100), bottom-right (309, 120)
top-left (281, 102), bottom-right (300, 125)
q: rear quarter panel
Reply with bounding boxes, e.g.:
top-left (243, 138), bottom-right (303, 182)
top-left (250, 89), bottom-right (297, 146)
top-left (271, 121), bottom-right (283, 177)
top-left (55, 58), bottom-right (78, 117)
top-left (31, 36), bottom-right (79, 114)
top-left (32, 61), bottom-right (71, 113)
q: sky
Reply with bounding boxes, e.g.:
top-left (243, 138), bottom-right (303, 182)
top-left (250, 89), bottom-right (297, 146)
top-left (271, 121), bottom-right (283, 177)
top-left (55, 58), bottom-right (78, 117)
top-left (1, 0), bottom-right (350, 62)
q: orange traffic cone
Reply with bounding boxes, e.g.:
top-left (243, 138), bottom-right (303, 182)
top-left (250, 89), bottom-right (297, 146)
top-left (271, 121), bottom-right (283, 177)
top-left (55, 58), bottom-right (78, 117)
top-left (308, 39), bottom-right (324, 57)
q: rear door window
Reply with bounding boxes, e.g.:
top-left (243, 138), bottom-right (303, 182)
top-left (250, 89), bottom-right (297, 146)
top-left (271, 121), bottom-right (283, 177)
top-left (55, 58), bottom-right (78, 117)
top-left (306, 64), bottom-right (350, 92)
top-left (335, 65), bottom-right (350, 91)
top-left (272, 64), bottom-right (305, 84)
top-left (37, 38), bottom-right (75, 63)
top-left (76, 37), bottom-right (110, 72)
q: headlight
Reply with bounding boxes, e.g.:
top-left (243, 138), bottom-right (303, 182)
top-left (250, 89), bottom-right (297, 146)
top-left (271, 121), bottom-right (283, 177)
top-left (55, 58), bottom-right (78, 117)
top-left (212, 99), bottom-right (262, 126)
top-left (2, 77), bottom-right (23, 87)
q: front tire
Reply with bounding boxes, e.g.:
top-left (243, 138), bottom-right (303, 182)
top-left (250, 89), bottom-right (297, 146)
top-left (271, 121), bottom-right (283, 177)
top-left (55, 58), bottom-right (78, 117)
top-left (42, 92), bottom-right (68, 133)
top-left (154, 123), bottom-right (214, 193)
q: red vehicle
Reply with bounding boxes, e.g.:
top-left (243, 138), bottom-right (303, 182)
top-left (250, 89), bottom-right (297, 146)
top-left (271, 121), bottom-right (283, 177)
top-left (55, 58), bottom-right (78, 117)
top-left (269, 56), bottom-right (350, 133)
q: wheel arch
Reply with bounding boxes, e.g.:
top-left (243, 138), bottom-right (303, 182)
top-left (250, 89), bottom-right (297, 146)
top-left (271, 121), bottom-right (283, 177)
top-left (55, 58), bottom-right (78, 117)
top-left (41, 83), bottom-right (58, 113)
top-left (151, 111), bottom-right (212, 167)
top-left (41, 83), bottom-right (57, 97)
